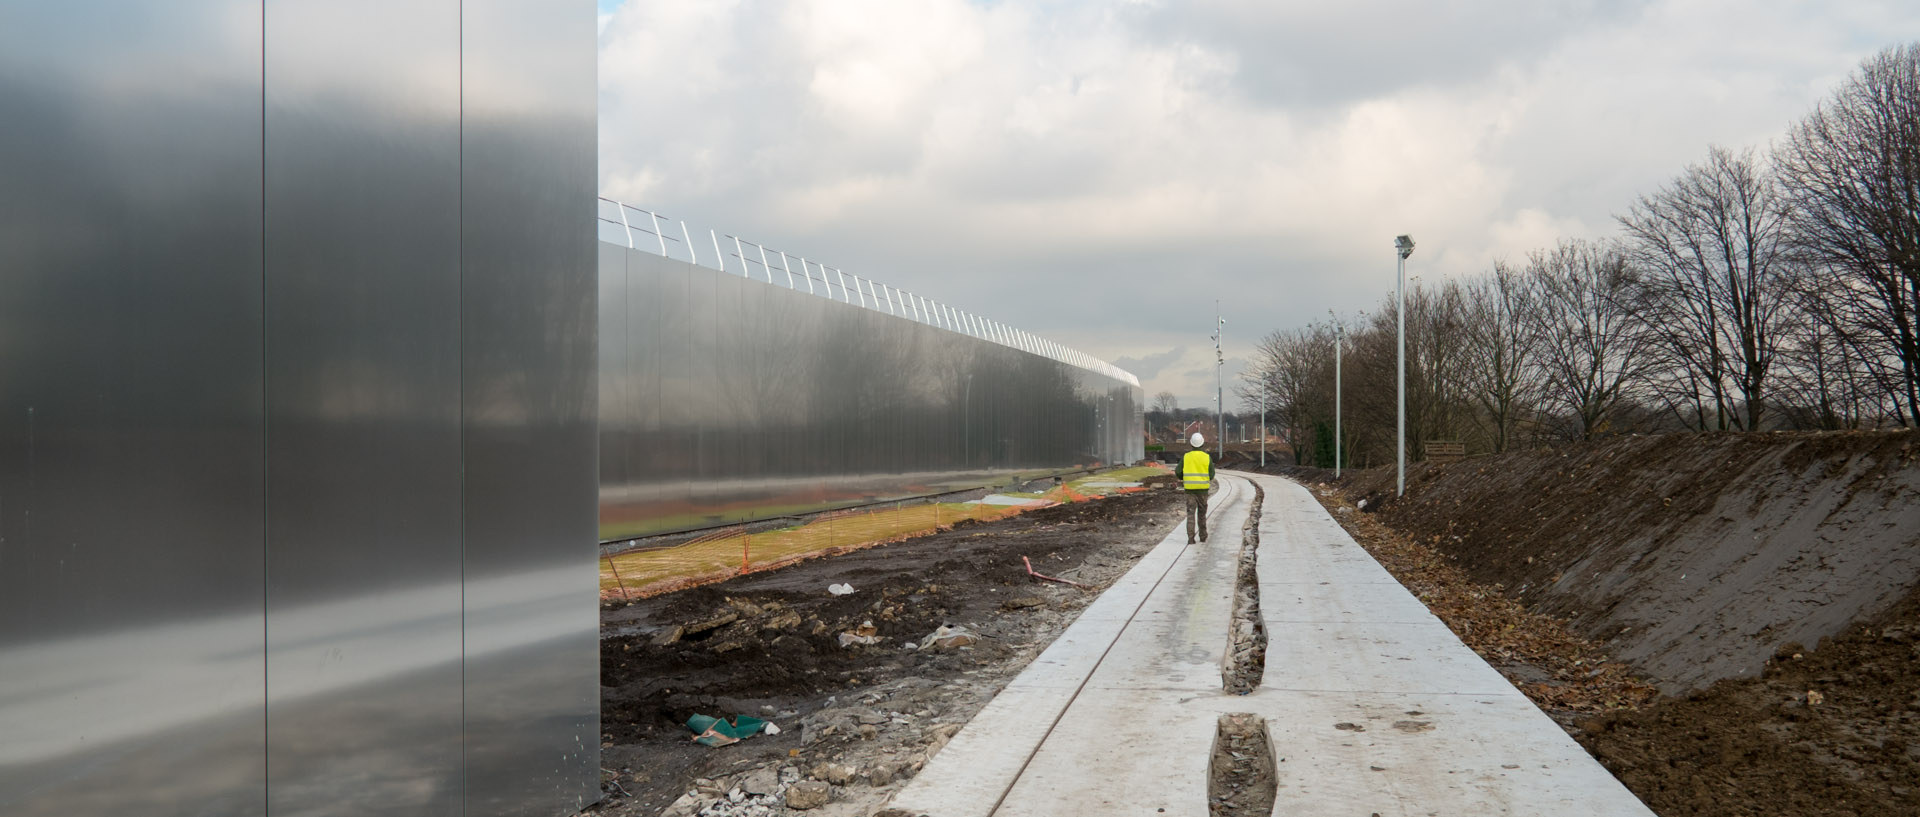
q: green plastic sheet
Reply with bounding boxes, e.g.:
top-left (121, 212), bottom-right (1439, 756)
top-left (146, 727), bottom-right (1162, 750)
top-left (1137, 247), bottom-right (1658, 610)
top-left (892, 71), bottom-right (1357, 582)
top-left (685, 713), bottom-right (769, 747)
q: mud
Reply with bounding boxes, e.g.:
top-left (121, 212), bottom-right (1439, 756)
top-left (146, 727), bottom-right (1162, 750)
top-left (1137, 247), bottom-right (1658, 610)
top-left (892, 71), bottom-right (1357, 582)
top-left (1579, 589), bottom-right (1920, 815)
top-left (593, 488), bottom-right (1184, 816)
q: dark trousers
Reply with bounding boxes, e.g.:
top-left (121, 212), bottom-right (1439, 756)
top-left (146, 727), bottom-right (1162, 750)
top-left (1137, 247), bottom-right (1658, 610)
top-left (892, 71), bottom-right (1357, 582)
top-left (1185, 488), bottom-right (1209, 542)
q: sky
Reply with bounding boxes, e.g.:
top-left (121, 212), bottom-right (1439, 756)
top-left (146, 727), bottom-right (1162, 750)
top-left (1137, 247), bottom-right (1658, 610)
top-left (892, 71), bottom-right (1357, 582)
top-left (598, 0), bottom-right (1920, 410)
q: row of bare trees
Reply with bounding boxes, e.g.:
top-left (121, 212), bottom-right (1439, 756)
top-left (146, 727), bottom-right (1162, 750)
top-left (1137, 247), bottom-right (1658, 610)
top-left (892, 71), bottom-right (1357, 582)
top-left (1245, 44), bottom-right (1920, 468)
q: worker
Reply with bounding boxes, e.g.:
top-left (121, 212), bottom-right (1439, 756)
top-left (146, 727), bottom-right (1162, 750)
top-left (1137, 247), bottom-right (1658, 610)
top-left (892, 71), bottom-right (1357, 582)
top-left (1174, 432), bottom-right (1214, 543)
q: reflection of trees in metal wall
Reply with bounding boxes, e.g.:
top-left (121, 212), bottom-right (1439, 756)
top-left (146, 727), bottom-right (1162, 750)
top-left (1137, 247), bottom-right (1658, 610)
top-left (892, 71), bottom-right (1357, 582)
top-left (599, 245), bottom-right (1144, 538)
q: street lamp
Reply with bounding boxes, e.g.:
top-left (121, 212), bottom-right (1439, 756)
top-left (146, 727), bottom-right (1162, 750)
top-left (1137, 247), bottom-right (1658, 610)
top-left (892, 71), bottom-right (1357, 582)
top-left (1394, 234), bottom-right (1415, 497)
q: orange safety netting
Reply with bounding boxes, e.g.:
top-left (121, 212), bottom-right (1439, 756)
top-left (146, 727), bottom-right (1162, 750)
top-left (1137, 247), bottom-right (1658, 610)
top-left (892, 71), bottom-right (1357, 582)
top-left (600, 483), bottom-right (1131, 601)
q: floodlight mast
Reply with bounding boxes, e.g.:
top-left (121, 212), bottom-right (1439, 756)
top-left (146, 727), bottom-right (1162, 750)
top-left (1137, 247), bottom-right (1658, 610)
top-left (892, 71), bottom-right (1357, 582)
top-left (1394, 235), bottom-right (1414, 497)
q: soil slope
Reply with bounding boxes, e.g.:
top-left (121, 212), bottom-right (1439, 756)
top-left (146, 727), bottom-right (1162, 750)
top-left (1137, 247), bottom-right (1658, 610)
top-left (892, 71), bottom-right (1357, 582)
top-left (1578, 591), bottom-right (1920, 816)
top-left (1334, 430), bottom-right (1920, 693)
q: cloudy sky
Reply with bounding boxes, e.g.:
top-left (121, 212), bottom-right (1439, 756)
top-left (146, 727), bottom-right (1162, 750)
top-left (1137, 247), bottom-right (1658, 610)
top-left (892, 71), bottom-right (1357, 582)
top-left (598, 0), bottom-right (1920, 408)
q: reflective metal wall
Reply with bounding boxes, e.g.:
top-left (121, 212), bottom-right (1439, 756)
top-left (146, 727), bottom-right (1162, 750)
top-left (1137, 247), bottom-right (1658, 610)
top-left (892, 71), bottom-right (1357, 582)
top-left (599, 246), bottom-right (1145, 540)
top-left (460, 0), bottom-right (600, 813)
top-left (0, 3), bottom-right (598, 817)
top-left (0, 4), bottom-right (267, 814)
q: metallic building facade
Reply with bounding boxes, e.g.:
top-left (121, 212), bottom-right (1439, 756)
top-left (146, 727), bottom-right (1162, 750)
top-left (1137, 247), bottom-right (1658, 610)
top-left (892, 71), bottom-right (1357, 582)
top-left (599, 245), bottom-right (1146, 540)
top-left (0, 2), bottom-right (597, 816)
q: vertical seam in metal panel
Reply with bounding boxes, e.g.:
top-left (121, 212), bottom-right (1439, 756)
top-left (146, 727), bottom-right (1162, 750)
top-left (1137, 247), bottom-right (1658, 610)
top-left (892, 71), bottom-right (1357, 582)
top-left (259, 1), bottom-right (270, 813)
top-left (456, 2), bottom-right (468, 814)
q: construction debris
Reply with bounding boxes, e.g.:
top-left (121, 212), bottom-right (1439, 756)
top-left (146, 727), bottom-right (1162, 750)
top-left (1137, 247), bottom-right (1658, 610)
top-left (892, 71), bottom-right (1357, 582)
top-left (1022, 555), bottom-right (1090, 589)
top-left (838, 620), bottom-right (883, 647)
top-left (685, 713), bottom-right (772, 747)
top-left (784, 781), bottom-right (831, 810)
top-left (916, 625), bottom-right (979, 652)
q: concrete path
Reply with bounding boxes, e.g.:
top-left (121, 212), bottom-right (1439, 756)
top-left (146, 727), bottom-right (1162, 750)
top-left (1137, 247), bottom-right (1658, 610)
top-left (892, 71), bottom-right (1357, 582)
top-left (888, 471), bottom-right (1655, 817)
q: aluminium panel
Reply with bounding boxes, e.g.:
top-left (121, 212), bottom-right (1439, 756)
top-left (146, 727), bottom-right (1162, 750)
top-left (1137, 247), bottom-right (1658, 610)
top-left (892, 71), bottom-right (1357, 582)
top-left (596, 245), bottom-right (1145, 540)
top-left (459, 1), bottom-right (601, 814)
top-left (0, 4), bottom-right (267, 815)
top-left (264, 2), bottom-right (464, 814)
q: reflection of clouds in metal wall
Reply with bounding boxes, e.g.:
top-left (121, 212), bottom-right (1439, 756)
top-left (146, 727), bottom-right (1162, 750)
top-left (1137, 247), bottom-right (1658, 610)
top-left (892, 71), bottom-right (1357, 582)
top-left (599, 244), bottom-right (1144, 539)
top-left (1, 3), bottom-right (596, 816)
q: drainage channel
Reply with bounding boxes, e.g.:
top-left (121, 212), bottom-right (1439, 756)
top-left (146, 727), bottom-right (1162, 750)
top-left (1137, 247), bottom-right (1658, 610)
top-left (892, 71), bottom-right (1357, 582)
top-left (1212, 479), bottom-right (1274, 817)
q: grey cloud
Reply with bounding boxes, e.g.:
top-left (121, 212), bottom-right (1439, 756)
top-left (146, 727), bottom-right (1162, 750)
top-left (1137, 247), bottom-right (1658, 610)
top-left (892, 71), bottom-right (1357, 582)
top-left (1129, 0), bottom-right (1655, 108)
top-left (1112, 346), bottom-right (1188, 380)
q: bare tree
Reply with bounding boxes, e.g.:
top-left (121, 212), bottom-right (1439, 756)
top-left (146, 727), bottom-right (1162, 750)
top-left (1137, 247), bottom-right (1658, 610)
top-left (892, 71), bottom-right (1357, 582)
top-left (1777, 43), bottom-right (1920, 426)
top-left (1526, 240), bottom-right (1656, 440)
top-left (1460, 262), bottom-right (1541, 452)
top-left (1245, 323), bottom-right (1337, 465)
top-left (1393, 280), bottom-right (1473, 458)
top-left (1775, 286), bottom-right (1883, 429)
top-left (1619, 146), bottom-right (1799, 430)
top-left (1153, 391), bottom-right (1179, 415)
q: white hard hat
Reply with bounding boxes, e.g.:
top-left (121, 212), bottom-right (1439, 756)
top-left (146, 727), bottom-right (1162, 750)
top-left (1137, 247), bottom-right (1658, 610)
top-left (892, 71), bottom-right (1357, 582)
top-left (1190, 433), bottom-right (1205, 448)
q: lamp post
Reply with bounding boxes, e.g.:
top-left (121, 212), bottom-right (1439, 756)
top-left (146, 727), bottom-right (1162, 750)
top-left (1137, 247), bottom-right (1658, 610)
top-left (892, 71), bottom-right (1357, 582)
top-left (1394, 234), bottom-right (1415, 497)
top-left (1330, 310), bottom-right (1342, 478)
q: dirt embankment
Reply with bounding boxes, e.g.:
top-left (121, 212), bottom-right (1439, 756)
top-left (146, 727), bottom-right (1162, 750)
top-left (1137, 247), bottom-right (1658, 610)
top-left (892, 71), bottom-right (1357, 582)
top-left (1331, 430), bottom-right (1920, 694)
top-left (1579, 593), bottom-right (1920, 816)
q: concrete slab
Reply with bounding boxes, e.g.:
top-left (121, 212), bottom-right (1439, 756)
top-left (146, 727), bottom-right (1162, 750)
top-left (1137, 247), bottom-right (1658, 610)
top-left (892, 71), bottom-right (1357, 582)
top-left (990, 685), bottom-right (1217, 817)
top-left (1246, 475), bottom-right (1653, 816)
top-left (890, 478), bottom-right (1249, 817)
top-left (1250, 689), bottom-right (1641, 817)
top-left (1259, 577), bottom-right (1437, 624)
top-left (889, 473), bottom-right (1654, 817)
top-left (1262, 618), bottom-right (1522, 696)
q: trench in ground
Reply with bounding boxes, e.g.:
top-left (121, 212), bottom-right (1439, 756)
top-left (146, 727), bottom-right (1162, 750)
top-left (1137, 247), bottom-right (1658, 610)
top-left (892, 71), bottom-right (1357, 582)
top-left (1209, 712), bottom-right (1277, 816)
top-left (1210, 480), bottom-right (1276, 816)
top-left (1223, 479), bottom-right (1267, 694)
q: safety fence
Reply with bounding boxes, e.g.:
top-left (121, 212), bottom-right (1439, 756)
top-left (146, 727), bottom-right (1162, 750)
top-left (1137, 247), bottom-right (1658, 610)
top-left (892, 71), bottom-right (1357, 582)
top-left (600, 465), bottom-right (1166, 600)
top-left (595, 197), bottom-right (1138, 388)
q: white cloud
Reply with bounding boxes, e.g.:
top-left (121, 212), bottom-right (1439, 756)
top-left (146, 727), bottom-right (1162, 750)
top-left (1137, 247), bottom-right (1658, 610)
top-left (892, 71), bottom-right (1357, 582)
top-left (599, 0), bottom-right (1920, 403)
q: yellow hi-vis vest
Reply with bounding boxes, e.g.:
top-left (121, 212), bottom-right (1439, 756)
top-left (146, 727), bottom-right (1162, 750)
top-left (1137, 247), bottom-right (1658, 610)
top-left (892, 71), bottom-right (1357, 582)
top-left (1182, 449), bottom-right (1213, 490)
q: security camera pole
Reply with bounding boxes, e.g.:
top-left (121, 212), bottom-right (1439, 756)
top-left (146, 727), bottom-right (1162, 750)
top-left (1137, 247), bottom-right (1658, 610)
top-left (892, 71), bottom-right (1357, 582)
top-left (1394, 234), bottom-right (1415, 497)
top-left (1213, 304), bottom-right (1226, 461)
